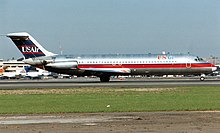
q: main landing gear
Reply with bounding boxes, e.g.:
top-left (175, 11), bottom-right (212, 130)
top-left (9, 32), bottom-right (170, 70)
top-left (200, 76), bottom-right (205, 81)
top-left (100, 75), bottom-right (110, 82)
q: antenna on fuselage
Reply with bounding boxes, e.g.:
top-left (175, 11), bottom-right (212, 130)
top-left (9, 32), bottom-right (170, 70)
top-left (59, 43), bottom-right (63, 55)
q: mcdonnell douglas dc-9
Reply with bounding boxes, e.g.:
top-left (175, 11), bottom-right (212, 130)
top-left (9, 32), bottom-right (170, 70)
top-left (6, 32), bottom-right (217, 82)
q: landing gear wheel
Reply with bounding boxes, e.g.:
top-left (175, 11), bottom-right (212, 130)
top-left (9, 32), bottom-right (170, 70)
top-left (200, 77), bottom-right (205, 81)
top-left (100, 75), bottom-right (110, 82)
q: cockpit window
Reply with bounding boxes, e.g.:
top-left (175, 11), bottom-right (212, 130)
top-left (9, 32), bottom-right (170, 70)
top-left (199, 58), bottom-right (204, 61)
top-left (195, 56), bottom-right (204, 61)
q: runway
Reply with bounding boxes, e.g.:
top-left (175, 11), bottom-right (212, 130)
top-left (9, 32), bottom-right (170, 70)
top-left (0, 77), bottom-right (220, 89)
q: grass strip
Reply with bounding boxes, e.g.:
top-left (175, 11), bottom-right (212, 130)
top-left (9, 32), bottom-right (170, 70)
top-left (0, 86), bottom-right (220, 114)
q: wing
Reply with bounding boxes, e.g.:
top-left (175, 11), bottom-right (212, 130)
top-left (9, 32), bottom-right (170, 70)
top-left (80, 68), bottom-right (131, 74)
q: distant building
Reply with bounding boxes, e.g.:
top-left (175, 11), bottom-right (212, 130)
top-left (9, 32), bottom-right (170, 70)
top-left (204, 56), bottom-right (219, 65)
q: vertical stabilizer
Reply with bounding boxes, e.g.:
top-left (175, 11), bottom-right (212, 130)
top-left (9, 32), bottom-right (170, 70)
top-left (7, 32), bottom-right (55, 59)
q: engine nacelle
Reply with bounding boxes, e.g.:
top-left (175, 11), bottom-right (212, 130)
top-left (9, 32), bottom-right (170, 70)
top-left (46, 61), bottom-right (78, 69)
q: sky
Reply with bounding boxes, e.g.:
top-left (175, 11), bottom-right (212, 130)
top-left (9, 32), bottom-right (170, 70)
top-left (0, 0), bottom-right (220, 59)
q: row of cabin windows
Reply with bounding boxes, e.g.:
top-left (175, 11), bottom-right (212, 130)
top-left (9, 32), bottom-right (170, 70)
top-left (10, 66), bottom-right (25, 68)
top-left (78, 60), bottom-right (177, 64)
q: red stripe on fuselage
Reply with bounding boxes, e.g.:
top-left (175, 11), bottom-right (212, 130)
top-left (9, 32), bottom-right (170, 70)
top-left (22, 52), bottom-right (44, 54)
top-left (78, 63), bottom-right (214, 69)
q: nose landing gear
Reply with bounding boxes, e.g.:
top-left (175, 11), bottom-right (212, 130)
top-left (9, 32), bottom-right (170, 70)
top-left (200, 74), bottom-right (205, 81)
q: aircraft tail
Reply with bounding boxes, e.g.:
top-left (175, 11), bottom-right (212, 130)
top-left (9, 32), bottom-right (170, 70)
top-left (6, 32), bottom-right (55, 59)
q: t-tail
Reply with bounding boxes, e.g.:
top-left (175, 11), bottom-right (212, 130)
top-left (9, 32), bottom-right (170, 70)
top-left (6, 32), bottom-right (55, 59)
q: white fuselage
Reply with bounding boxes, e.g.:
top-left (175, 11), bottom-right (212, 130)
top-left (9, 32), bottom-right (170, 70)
top-left (23, 54), bottom-right (216, 77)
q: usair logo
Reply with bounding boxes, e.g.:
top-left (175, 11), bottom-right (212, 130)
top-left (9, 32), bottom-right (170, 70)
top-left (22, 46), bottom-right (39, 53)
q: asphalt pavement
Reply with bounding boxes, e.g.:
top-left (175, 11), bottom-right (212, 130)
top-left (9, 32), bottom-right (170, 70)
top-left (0, 77), bottom-right (220, 89)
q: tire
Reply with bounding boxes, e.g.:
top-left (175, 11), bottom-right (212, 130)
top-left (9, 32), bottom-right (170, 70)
top-left (100, 75), bottom-right (110, 82)
top-left (200, 77), bottom-right (205, 81)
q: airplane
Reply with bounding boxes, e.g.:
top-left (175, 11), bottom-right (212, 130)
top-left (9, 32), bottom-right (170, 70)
top-left (24, 66), bottom-right (45, 79)
top-left (0, 66), bottom-right (22, 79)
top-left (6, 32), bottom-right (217, 82)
